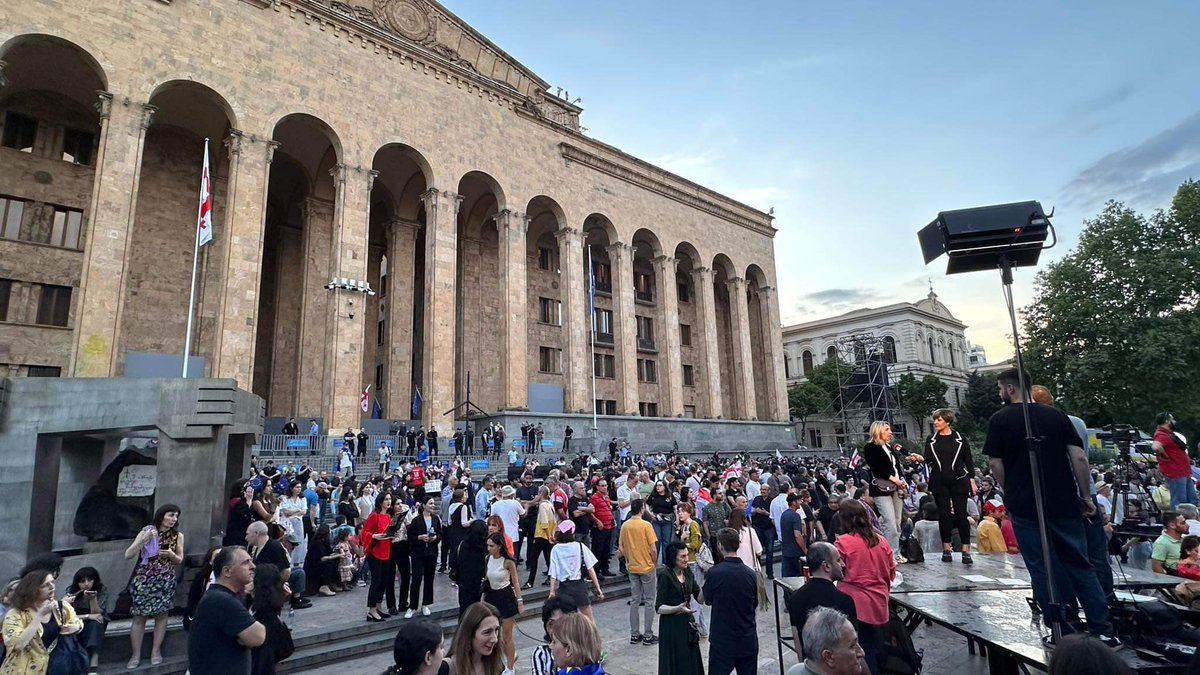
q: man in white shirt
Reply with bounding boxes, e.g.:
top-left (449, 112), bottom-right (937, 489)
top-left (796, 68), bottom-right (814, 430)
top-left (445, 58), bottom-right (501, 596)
top-left (686, 468), bottom-right (702, 495)
top-left (491, 485), bottom-right (525, 554)
top-left (745, 469), bottom-right (762, 501)
top-left (1095, 482), bottom-right (1113, 520)
top-left (615, 474), bottom-right (637, 575)
top-left (772, 479), bottom-right (798, 541)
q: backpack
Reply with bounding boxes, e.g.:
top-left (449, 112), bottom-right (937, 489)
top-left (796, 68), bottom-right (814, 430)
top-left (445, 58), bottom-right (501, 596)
top-left (900, 535), bottom-right (925, 563)
top-left (879, 612), bottom-right (923, 675)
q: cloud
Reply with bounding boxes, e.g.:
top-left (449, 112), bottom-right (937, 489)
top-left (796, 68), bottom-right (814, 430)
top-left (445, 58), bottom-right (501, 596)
top-left (1061, 111), bottom-right (1200, 211)
top-left (792, 287), bottom-right (881, 318)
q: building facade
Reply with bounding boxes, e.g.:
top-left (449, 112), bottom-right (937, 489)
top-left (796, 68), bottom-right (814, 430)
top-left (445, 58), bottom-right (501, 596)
top-left (0, 0), bottom-right (789, 434)
top-left (782, 290), bottom-right (971, 446)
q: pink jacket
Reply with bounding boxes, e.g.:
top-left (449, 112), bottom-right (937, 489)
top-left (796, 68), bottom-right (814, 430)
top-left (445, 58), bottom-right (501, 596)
top-left (835, 532), bottom-right (896, 625)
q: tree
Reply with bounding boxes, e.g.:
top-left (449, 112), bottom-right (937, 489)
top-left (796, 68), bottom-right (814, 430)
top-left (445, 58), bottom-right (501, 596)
top-left (895, 373), bottom-right (948, 434)
top-left (956, 370), bottom-right (1003, 437)
top-left (788, 381), bottom-right (831, 439)
top-left (1021, 180), bottom-right (1200, 441)
top-left (804, 356), bottom-right (854, 415)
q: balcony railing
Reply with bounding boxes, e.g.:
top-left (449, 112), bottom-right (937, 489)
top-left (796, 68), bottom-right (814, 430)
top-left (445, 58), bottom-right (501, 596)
top-left (595, 331), bottom-right (614, 345)
top-left (635, 289), bottom-right (655, 303)
top-left (637, 337), bottom-right (656, 351)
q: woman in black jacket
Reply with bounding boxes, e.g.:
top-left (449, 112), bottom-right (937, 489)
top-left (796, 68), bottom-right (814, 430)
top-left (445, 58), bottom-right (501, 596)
top-left (405, 495), bottom-right (442, 618)
top-left (862, 420), bottom-right (908, 563)
top-left (452, 520), bottom-right (489, 610)
top-left (911, 409), bottom-right (975, 564)
top-left (250, 563), bottom-right (294, 675)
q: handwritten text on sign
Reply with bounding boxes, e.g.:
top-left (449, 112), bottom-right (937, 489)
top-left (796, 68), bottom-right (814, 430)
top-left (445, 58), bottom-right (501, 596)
top-left (117, 465), bottom-right (158, 497)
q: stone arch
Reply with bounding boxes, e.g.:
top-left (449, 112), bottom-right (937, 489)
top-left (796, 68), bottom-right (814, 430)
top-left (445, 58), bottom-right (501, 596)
top-left (455, 171), bottom-right (506, 411)
top-left (826, 344), bottom-right (837, 362)
top-left (120, 80), bottom-right (237, 381)
top-left (250, 113), bottom-right (343, 417)
top-left (369, 143), bottom-right (432, 419)
top-left (526, 195), bottom-right (567, 401)
top-left (0, 34), bottom-right (109, 105)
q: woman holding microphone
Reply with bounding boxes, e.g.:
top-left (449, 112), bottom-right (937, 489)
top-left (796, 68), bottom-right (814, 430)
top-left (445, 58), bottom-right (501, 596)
top-left (909, 409), bottom-right (975, 564)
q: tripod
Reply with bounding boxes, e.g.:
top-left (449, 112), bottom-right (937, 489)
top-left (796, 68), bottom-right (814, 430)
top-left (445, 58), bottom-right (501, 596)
top-left (1000, 257), bottom-right (1069, 643)
top-left (443, 370), bottom-right (488, 455)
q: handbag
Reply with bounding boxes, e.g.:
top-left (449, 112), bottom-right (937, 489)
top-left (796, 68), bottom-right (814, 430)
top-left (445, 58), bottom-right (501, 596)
top-left (47, 604), bottom-right (89, 675)
top-left (696, 543), bottom-right (714, 572)
top-left (873, 478), bottom-right (899, 495)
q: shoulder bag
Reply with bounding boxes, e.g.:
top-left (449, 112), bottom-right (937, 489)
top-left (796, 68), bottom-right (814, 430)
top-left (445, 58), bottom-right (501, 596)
top-left (47, 604), bottom-right (89, 675)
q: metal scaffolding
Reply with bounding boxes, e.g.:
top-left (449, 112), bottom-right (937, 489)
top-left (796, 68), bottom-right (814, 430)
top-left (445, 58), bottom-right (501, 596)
top-left (831, 333), bottom-right (895, 451)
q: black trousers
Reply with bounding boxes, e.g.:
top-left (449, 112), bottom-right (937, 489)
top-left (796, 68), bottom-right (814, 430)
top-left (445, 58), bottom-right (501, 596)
top-left (392, 541), bottom-right (411, 610)
top-left (526, 537), bottom-right (553, 585)
top-left (366, 556), bottom-right (392, 609)
top-left (935, 492), bottom-right (971, 548)
top-left (708, 648), bottom-right (758, 675)
top-left (591, 527), bottom-right (613, 573)
top-left (410, 554), bottom-right (436, 608)
top-left (438, 535), bottom-right (452, 570)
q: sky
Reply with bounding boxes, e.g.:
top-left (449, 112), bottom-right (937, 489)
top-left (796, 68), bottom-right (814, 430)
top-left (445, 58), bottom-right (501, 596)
top-left (450, 1), bottom-right (1200, 362)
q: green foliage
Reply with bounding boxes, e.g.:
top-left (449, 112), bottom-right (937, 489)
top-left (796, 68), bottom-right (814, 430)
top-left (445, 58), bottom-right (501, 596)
top-left (804, 357), bottom-right (854, 415)
top-left (788, 381), bottom-right (831, 435)
top-left (1021, 180), bottom-right (1200, 442)
top-left (956, 371), bottom-right (1003, 437)
top-left (895, 373), bottom-right (948, 430)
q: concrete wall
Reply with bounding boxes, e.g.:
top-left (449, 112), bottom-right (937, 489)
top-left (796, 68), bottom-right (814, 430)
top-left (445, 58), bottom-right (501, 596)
top-left (0, 377), bottom-right (263, 582)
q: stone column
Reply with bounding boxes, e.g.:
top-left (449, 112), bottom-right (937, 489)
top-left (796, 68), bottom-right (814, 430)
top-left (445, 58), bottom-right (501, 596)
top-left (654, 255), bottom-right (683, 417)
top-left (759, 285), bottom-right (789, 422)
top-left (213, 132), bottom-right (275, 387)
top-left (691, 267), bottom-right (722, 418)
top-left (498, 209), bottom-right (530, 410)
top-left (295, 196), bottom-right (334, 419)
top-left (387, 218), bottom-right (420, 418)
top-left (556, 227), bottom-right (588, 413)
top-left (421, 188), bottom-right (462, 435)
top-left (727, 276), bottom-right (757, 420)
top-left (71, 93), bottom-right (156, 376)
top-left (326, 166), bottom-right (372, 430)
top-left (609, 243), bottom-right (638, 415)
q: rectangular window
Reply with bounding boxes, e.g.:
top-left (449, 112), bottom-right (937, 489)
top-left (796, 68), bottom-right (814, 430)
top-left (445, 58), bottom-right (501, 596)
top-left (61, 128), bottom-right (95, 166)
top-left (683, 405), bottom-right (696, 418)
top-left (594, 399), bottom-right (616, 416)
top-left (638, 401), bottom-right (658, 417)
top-left (377, 318), bottom-right (386, 346)
top-left (680, 323), bottom-right (692, 347)
top-left (682, 364), bottom-right (694, 386)
top-left (637, 358), bottom-right (657, 383)
top-left (809, 429), bottom-right (823, 448)
top-left (374, 364), bottom-right (384, 391)
top-left (27, 366), bottom-right (61, 377)
top-left (592, 309), bottom-right (613, 343)
top-left (592, 353), bottom-right (615, 378)
top-left (2, 112), bottom-right (36, 153)
top-left (48, 207), bottom-right (83, 249)
top-left (539, 346), bottom-right (563, 374)
top-left (0, 279), bottom-right (10, 321)
top-left (0, 196), bottom-right (25, 240)
top-left (593, 262), bottom-right (612, 292)
top-left (636, 315), bottom-right (654, 350)
top-left (677, 281), bottom-right (690, 303)
top-left (634, 271), bottom-right (654, 302)
top-left (379, 273), bottom-right (387, 297)
top-left (538, 247), bottom-right (558, 271)
top-left (36, 284), bottom-right (71, 327)
top-left (538, 297), bottom-right (562, 326)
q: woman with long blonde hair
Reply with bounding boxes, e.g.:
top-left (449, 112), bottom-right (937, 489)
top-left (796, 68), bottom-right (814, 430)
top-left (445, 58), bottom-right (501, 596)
top-left (862, 421), bottom-right (907, 564)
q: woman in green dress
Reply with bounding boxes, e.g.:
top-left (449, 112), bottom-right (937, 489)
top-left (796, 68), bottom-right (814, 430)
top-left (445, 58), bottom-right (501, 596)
top-left (655, 541), bottom-right (704, 675)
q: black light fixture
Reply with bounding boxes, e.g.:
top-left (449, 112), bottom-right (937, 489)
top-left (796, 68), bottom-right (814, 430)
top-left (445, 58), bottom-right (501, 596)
top-left (918, 200), bottom-right (1054, 275)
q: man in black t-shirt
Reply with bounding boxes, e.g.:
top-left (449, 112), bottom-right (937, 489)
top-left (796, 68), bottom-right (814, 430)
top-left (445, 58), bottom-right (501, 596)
top-left (568, 481), bottom-right (595, 546)
top-left (246, 522), bottom-right (311, 609)
top-left (750, 487), bottom-right (776, 580)
top-left (787, 541), bottom-right (856, 657)
top-left (187, 546), bottom-right (264, 675)
top-left (984, 368), bottom-right (1115, 643)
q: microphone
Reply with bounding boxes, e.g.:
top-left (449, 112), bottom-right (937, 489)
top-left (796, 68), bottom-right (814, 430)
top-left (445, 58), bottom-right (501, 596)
top-left (892, 443), bottom-right (904, 453)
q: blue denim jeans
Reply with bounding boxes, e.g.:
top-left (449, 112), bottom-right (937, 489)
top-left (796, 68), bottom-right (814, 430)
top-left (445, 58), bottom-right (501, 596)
top-left (754, 526), bottom-right (777, 578)
top-left (1167, 476), bottom-right (1198, 510)
top-left (1010, 514), bottom-right (1112, 635)
top-left (652, 519), bottom-right (674, 563)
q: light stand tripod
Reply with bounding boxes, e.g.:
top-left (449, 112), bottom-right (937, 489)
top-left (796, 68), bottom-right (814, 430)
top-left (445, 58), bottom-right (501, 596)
top-left (1000, 256), bottom-right (1067, 643)
top-left (443, 370), bottom-right (488, 454)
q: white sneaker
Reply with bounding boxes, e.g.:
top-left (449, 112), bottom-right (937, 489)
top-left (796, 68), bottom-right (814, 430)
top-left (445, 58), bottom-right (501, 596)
top-left (404, 609), bottom-right (415, 619)
top-left (421, 606), bottom-right (431, 616)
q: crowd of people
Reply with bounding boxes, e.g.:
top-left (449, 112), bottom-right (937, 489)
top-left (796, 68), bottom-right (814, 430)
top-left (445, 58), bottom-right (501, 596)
top-left (5, 366), bottom-right (1198, 675)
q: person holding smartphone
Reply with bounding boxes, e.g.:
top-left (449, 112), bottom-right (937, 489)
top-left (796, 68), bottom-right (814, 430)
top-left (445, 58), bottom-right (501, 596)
top-left (66, 567), bottom-right (109, 672)
top-left (405, 495), bottom-right (441, 618)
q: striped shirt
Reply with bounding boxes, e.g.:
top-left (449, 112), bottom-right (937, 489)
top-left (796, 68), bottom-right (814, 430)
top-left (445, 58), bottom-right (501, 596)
top-left (530, 644), bottom-right (554, 675)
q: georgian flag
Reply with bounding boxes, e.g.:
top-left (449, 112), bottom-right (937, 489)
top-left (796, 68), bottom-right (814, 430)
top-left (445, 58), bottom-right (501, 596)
top-left (197, 140), bottom-right (213, 247)
top-left (360, 384), bottom-right (370, 413)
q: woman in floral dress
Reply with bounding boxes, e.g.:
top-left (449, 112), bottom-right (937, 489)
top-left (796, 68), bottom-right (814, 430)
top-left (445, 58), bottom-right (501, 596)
top-left (124, 504), bottom-right (183, 668)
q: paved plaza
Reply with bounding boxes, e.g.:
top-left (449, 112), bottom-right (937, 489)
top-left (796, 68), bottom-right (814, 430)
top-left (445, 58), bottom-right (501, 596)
top-left (289, 562), bottom-right (989, 675)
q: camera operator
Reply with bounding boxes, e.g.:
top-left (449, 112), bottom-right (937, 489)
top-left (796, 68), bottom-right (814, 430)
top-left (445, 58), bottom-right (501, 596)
top-left (984, 368), bottom-right (1117, 645)
top-left (1153, 413), bottom-right (1194, 509)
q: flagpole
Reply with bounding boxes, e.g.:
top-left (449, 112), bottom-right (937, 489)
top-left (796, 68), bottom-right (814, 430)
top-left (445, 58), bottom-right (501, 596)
top-left (587, 244), bottom-right (598, 433)
top-left (182, 138), bottom-right (209, 378)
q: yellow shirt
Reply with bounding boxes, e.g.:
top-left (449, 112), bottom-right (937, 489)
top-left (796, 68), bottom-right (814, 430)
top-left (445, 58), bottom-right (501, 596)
top-left (1, 602), bottom-right (82, 675)
top-left (976, 518), bottom-right (1006, 553)
top-left (619, 516), bottom-right (658, 575)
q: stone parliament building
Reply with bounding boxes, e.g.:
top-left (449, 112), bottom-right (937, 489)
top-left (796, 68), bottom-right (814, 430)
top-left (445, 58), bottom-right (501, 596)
top-left (1, 0), bottom-right (791, 445)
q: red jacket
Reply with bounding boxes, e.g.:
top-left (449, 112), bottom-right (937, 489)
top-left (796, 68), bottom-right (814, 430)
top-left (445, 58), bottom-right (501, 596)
top-left (361, 512), bottom-right (392, 561)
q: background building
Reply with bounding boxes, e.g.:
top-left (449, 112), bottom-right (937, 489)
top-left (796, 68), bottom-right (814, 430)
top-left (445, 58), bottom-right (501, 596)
top-left (782, 289), bottom-right (971, 447)
top-left (1, 0), bottom-right (791, 446)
